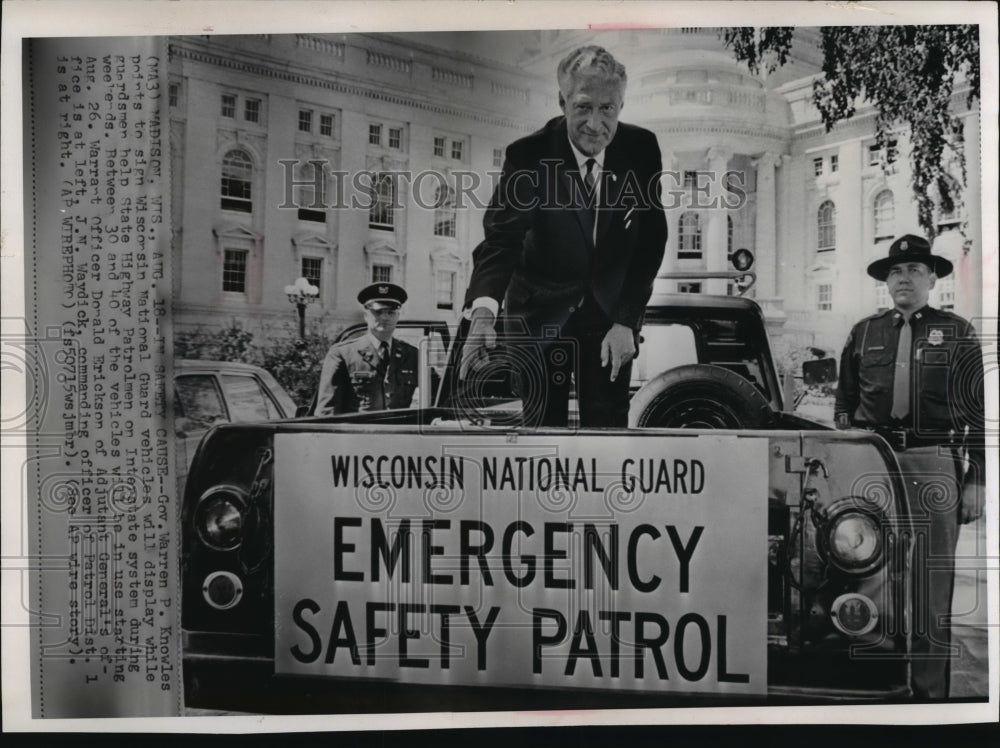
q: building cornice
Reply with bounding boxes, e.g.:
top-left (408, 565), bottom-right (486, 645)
top-left (789, 84), bottom-right (978, 142)
top-left (366, 32), bottom-right (549, 84)
top-left (170, 41), bottom-right (539, 134)
top-left (646, 119), bottom-right (789, 144)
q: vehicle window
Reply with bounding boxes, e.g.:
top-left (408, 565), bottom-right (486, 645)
top-left (411, 330), bottom-right (448, 374)
top-left (631, 323), bottom-right (698, 388)
top-left (701, 318), bottom-right (767, 392)
top-left (220, 374), bottom-right (281, 422)
top-left (175, 375), bottom-right (228, 432)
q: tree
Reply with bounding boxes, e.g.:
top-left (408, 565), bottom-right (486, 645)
top-left (722, 26), bottom-right (980, 239)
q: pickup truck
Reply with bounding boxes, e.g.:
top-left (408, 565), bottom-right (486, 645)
top-left (180, 280), bottom-right (913, 713)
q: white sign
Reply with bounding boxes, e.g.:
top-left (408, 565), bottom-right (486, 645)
top-left (274, 433), bottom-right (769, 695)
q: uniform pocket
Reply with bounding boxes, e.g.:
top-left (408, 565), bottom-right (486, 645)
top-left (859, 349), bottom-right (893, 395)
top-left (350, 371), bottom-right (376, 393)
top-left (861, 350), bottom-right (894, 367)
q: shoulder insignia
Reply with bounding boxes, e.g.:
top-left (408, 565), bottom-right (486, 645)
top-left (859, 309), bottom-right (890, 324)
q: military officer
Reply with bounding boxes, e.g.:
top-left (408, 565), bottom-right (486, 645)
top-left (314, 282), bottom-right (419, 415)
top-left (835, 233), bottom-right (985, 699)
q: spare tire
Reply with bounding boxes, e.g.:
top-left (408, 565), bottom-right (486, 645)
top-left (629, 364), bottom-right (774, 429)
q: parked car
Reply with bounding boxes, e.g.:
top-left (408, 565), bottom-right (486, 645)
top-left (180, 272), bottom-right (912, 713)
top-left (174, 359), bottom-right (297, 488)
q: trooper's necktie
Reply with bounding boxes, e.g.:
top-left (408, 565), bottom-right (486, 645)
top-left (891, 320), bottom-right (912, 420)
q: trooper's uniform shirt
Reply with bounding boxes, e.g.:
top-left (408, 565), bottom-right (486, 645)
top-left (836, 304), bottom-right (983, 447)
top-left (314, 335), bottom-right (418, 415)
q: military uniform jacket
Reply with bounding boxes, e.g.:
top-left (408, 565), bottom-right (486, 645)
top-left (835, 305), bottom-right (984, 473)
top-left (314, 336), bottom-right (418, 415)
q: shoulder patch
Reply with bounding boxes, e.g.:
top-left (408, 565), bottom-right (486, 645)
top-left (932, 308), bottom-right (972, 326)
top-left (858, 309), bottom-right (891, 324)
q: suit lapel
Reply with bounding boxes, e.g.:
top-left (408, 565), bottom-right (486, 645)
top-left (596, 136), bottom-right (625, 248)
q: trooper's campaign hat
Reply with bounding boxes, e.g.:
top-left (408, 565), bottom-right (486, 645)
top-left (866, 234), bottom-right (954, 281)
top-left (357, 282), bottom-right (408, 309)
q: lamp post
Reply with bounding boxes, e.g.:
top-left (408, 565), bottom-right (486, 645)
top-left (285, 277), bottom-right (319, 339)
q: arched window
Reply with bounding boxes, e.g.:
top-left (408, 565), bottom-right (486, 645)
top-left (873, 189), bottom-right (894, 242)
top-left (817, 200), bottom-right (836, 252)
top-left (295, 161), bottom-right (327, 223)
top-left (433, 185), bottom-right (456, 238)
top-left (933, 175), bottom-right (963, 232)
top-left (221, 150), bottom-right (253, 213)
top-left (369, 173), bottom-right (396, 230)
top-left (678, 212), bottom-right (702, 260)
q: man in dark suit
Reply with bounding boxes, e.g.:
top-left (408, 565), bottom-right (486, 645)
top-left (314, 282), bottom-right (419, 415)
top-left (459, 45), bottom-right (667, 428)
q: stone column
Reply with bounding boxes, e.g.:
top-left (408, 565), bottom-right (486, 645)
top-left (752, 151), bottom-right (780, 298)
top-left (704, 146), bottom-right (732, 294)
top-left (659, 147), bottom-right (678, 276)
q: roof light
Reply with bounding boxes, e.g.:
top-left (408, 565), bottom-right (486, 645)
top-left (731, 248), bottom-right (754, 271)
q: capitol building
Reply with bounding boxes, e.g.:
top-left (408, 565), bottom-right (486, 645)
top-left (167, 28), bottom-right (982, 357)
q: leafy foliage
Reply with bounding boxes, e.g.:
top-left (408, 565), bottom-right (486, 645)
top-left (175, 321), bottom-right (333, 408)
top-left (216, 325), bottom-right (255, 362)
top-left (258, 332), bottom-right (331, 408)
top-left (720, 28), bottom-right (794, 75)
top-left (722, 25), bottom-right (980, 239)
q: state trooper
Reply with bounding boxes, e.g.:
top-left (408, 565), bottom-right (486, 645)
top-left (835, 233), bottom-right (985, 699)
top-left (314, 282), bottom-right (419, 415)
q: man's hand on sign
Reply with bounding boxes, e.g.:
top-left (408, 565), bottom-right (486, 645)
top-left (459, 306), bottom-right (497, 381)
top-left (601, 322), bottom-right (635, 382)
top-left (959, 481), bottom-right (984, 524)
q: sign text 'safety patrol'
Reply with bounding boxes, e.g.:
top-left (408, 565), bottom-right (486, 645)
top-left (273, 434), bottom-right (768, 695)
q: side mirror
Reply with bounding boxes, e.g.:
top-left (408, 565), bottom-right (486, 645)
top-left (802, 357), bottom-right (837, 385)
top-left (295, 404), bottom-right (312, 418)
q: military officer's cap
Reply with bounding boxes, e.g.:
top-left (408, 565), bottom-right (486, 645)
top-left (866, 233), bottom-right (954, 281)
top-left (358, 282), bottom-right (408, 309)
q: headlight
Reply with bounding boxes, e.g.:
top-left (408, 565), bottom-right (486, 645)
top-left (830, 593), bottom-right (879, 636)
top-left (202, 571), bottom-right (243, 610)
top-left (824, 506), bottom-right (883, 574)
top-left (195, 486), bottom-right (246, 551)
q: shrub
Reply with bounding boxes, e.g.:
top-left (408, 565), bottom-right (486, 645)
top-left (176, 320), bottom-right (335, 409)
top-left (175, 321), bottom-right (257, 363)
top-left (259, 332), bottom-right (331, 408)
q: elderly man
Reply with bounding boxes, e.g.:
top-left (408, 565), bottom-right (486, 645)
top-left (314, 282), bottom-right (418, 415)
top-left (460, 45), bottom-right (667, 428)
top-left (835, 233), bottom-right (985, 698)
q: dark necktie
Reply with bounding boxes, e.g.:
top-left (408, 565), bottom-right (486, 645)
top-left (378, 341), bottom-right (389, 376)
top-left (584, 158), bottom-right (597, 197)
top-left (584, 159), bottom-right (599, 246)
top-left (891, 321), bottom-right (911, 420)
